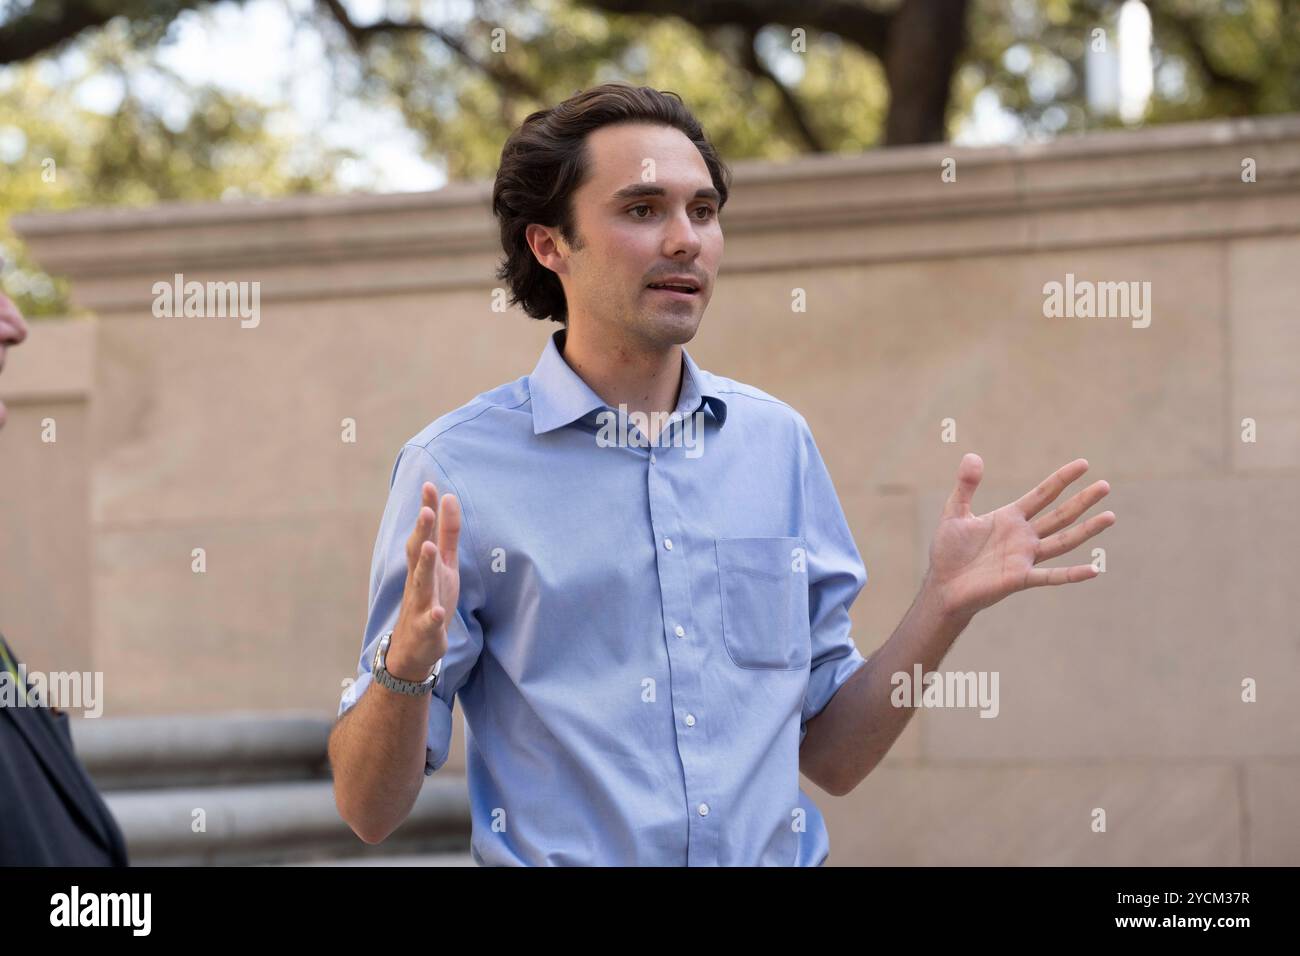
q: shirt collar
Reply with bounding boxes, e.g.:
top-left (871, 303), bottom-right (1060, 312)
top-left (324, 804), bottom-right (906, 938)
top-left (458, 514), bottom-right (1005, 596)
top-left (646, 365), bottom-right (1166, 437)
top-left (528, 327), bottom-right (728, 436)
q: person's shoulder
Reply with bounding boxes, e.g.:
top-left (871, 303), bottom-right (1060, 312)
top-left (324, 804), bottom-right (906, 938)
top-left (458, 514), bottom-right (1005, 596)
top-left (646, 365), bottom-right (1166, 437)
top-left (701, 369), bottom-right (810, 434)
top-left (401, 375), bottom-right (532, 459)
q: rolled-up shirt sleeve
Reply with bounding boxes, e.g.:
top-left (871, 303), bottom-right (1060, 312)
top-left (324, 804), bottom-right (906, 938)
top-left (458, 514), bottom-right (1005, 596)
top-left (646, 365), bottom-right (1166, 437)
top-left (796, 415), bottom-right (869, 746)
top-left (338, 442), bottom-right (487, 776)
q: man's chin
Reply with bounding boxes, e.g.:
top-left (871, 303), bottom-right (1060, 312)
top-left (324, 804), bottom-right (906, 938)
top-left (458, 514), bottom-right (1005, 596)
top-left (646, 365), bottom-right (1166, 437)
top-left (639, 311), bottom-right (702, 348)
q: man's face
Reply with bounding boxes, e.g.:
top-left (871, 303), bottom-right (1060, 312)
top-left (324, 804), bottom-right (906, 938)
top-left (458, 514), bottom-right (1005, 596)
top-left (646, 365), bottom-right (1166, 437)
top-left (544, 121), bottom-right (723, 350)
top-left (0, 293), bottom-right (30, 430)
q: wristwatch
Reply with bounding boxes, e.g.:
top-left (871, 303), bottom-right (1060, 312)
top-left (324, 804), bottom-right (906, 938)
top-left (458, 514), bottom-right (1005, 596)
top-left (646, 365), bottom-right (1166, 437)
top-left (372, 629), bottom-right (441, 696)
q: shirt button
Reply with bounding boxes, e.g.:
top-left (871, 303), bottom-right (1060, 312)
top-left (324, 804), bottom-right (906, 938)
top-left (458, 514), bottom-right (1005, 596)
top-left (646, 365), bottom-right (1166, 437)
top-left (674, 625), bottom-right (685, 638)
top-left (650, 453), bottom-right (657, 464)
top-left (663, 537), bottom-right (673, 550)
top-left (685, 714), bottom-right (696, 726)
top-left (698, 803), bottom-right (710, 816)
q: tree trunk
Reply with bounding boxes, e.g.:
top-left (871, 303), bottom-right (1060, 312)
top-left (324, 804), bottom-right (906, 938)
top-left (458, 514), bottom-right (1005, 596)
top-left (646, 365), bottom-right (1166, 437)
top-left (883, 0), bottom-right (971, 145)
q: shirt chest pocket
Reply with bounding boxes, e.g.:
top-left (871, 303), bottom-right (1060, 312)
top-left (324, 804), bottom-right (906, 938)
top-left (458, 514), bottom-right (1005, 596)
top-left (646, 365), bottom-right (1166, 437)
top-left (713, 536), bottom-right (811, 670)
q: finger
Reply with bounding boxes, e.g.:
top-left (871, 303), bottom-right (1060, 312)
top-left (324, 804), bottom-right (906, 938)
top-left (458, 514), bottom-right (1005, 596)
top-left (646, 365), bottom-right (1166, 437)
top-left (430, 495), bottom-right (460, 614)
top-left (1023, 563), bottom-right (1101, 587)
top-left (410, 539), bottom-right (437, 608)
top-left (1032, 479), bottom-right (1111, 538)
top-left (1035, 510), bottom-right (1116, 562)
top-left (942, 453), bottom-right (983, 519)
top-left (423, 481), bottom-right (439, 542)
top-left (1015, 458), bottom-right (1089, 520)
top-left (404, 482), bottom-right (440, 566)
top-left (436, 494), bottom-right (461, 572)
top-left (404, 504), bottom-right (429, 570)
top-left (405, 501), bottom-right (437, 572)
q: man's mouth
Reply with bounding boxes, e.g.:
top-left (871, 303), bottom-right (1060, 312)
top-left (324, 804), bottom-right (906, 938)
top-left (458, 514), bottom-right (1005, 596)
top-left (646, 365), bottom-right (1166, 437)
top-left (645, 282), bottom-right (700, 298)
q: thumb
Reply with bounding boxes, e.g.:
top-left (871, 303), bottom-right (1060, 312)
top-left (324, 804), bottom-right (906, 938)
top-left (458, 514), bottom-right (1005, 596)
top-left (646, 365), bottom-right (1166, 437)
top-left (943, 452), bottom-right (983, 518)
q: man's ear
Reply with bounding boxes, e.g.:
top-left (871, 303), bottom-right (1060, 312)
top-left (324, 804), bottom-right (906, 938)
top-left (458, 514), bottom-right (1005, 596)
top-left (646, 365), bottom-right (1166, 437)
top-left (526, 223), bottom-right (576, 279)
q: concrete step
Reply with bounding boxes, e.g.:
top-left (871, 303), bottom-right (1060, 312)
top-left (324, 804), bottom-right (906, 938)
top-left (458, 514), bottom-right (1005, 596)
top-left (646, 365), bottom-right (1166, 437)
top-left (69, 712), bottom-right (334, 790)
top-left (69, 713), bottom-right (474, 866)
top-left (107, 776), bottom-right (472, 866)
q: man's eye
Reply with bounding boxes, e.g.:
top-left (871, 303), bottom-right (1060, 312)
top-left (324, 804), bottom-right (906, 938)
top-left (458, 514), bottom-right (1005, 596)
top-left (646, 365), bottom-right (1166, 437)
top-left (629, 205), bottom-right (716, 220)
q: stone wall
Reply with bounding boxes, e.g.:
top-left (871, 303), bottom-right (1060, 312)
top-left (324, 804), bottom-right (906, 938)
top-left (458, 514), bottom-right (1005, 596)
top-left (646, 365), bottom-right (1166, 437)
top-left (8, 113), bottom-right (1300, 864)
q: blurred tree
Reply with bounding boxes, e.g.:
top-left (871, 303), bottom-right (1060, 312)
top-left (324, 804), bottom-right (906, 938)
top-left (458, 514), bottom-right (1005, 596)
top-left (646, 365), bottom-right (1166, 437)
top-left (963, 0), bottom-right (1300, 140)
top-left (0, 17), bottom-right (351, 316)
top-left (3, 0), bottom-right (1298, 152)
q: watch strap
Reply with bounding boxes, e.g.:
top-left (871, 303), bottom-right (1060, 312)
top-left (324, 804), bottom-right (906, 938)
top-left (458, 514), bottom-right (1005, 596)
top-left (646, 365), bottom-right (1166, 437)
top-left (373, 630), bottom-right (440, 696)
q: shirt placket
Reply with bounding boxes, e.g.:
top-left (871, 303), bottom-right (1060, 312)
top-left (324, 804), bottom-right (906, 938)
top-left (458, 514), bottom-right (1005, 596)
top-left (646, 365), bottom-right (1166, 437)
top-left (646, 435), bottom-right (719, 867)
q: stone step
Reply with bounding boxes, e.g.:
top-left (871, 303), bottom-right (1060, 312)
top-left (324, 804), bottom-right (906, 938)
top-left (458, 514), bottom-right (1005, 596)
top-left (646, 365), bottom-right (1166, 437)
top-left (70, 712), bottom-right (334, 790)
top-left (106, 776), bottom-right (472, 866)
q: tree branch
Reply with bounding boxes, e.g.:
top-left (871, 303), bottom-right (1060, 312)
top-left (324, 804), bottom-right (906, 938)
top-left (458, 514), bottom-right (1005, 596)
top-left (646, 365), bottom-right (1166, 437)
top-left (0, 0), bottom-right (208, 66)
top-left (316, 0), bottom-right (542, 100)
top-left (736, 24), bottom-right (826, 152)
top-left (581, 0), bottom-right (892, 56)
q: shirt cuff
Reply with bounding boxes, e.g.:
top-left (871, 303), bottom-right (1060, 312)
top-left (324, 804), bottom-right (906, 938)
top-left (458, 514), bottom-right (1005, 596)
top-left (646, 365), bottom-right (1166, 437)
top-left (800, 644), bottom-right (868, 745)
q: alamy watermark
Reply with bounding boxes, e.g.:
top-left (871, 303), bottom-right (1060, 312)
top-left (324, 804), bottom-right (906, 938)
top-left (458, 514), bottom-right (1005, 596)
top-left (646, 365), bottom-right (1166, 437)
top-left (151, 273), bottom-right (260, 328)
top-left (595, 404), bottom-right (706, 458)
top-left (890, 665), bottom-right (999, 718)
top-left (50, 886), bottom-right (150, 935)
top-left (0, 666), bottom-right (104, 717)
top-left (1042, 272), bottom-right (1151, 328)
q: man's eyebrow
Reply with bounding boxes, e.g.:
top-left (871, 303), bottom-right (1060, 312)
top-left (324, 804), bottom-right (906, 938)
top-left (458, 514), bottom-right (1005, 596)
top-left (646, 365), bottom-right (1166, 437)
top-left (610, 184), bottom-right (721, 204)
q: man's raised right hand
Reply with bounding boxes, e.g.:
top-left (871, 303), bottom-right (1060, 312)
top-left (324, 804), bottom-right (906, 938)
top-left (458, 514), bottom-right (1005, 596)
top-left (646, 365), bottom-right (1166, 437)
top-left (388, 481), bottom-right (461, 681)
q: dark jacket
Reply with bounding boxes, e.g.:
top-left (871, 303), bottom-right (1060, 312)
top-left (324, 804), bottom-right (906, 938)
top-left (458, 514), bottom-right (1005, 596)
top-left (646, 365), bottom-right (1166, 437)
top-left (0, 633), bottom-right (129, 866)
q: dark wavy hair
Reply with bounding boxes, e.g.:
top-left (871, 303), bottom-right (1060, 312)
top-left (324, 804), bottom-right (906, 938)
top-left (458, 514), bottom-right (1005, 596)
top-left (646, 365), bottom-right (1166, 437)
top-left (492, 82), bottom-right (732, 326)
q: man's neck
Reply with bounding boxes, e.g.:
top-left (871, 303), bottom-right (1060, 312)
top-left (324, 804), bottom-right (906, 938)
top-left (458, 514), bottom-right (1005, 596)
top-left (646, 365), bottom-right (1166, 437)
top-left (559, 322), bottom-right (684, 438)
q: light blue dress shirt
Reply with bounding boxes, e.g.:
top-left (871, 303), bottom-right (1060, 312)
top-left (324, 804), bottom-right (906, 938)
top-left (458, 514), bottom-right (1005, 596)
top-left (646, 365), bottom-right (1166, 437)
top-left (339, 328), bottom-right (869, 865)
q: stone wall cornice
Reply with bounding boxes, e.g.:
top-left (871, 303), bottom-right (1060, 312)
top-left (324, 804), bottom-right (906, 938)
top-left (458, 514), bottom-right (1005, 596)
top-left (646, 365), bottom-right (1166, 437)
top-left (12, 113), bottom-right (1300, 314)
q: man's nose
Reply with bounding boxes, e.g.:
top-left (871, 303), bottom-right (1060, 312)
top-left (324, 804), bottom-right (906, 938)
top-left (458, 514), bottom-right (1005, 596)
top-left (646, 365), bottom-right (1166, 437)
top-left (0, 303), bottom-right (28, 346)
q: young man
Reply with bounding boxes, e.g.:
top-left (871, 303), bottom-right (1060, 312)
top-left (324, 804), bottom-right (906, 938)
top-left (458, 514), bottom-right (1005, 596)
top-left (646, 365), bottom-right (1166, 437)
top-left (328, 83), bottom-right (1116, 866)
top-left (0, 290), bottom-right (129, 866)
